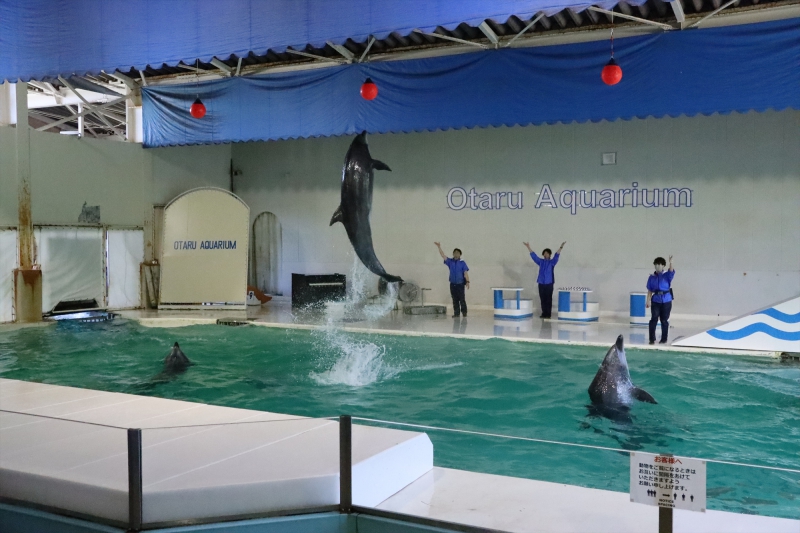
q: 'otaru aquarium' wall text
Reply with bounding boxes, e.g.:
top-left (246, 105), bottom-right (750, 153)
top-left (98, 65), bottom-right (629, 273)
top-left (447, 183), bottom-right (693, 214)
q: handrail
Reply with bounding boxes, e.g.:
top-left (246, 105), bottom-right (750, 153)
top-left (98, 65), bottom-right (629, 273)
top-left (352, 416), bottom-right (800, 475)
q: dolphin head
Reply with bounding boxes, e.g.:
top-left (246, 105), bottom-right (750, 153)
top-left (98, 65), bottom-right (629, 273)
top-left (355, 130), bottom-right (368, 145)
top-left (164, 342), bottom-right (191, 372)
top-left (613, 335), bottom-right (628, 370)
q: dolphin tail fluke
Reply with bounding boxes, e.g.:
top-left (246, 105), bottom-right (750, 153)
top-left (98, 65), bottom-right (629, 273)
top-left (632, 387), bottom-right (657, 404)
top-left (381, 273), bottom-right (403, 283)
top-left (330, 205), bottom-right (344, 226)
top-left (372, 159), bottom-right (391, 172)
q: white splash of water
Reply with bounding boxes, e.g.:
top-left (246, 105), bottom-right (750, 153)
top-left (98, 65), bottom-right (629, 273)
top-left (310, 321), bottom-right (399, 386)
top-left (311, 258), bottom-right (400, 386)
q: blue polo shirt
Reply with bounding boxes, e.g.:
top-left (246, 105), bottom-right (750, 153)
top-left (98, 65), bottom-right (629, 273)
top-left (530, 252), bottom-right (559, 285)
top-left (444, 258), bottom-right (469, 284)
top-left (647, 270), bottom-right (675, 303)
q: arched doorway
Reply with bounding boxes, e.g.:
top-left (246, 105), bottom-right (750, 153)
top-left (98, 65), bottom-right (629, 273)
top-left (251, 212), bottom-right (282, 295)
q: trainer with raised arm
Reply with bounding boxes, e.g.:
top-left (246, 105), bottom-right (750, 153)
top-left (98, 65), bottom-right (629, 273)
top-left (646, 255), bottom-right (675, 345)
top-left (524, 241), bottom-right (565, 319)
top-left (435, 242), bottom-right (470, 318)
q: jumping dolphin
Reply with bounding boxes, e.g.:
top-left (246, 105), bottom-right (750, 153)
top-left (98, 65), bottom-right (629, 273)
top-left (330, 132), bottom-right (402, 283)
top-left (588, 335), bottom-right (656, 407)
top-left (163, 342), bottom-right (192, 373)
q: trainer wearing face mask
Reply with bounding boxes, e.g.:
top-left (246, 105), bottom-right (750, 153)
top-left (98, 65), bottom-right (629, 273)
top-left (646, 255), bottom-right (675, 345)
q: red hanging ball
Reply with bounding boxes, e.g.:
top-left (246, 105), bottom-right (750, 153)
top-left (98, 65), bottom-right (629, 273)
top-left (601, 59), bottom-right (623, 86)
top-left (360, 78), bottom-right (378, 100)
top-left (190, 97), bottom-right (207, 118)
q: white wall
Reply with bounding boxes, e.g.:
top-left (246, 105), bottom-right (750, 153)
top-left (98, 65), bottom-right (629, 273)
top-left (151, 144), bottom-right (232, 205)
top-left (0, 126), bottom-right (232, 227)
top-left (233, 110), bottom-right (800, 318)
top-left (0, 125), bottom-right (231, 316)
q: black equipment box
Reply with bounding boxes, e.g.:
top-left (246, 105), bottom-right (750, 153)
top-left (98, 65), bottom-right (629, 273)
top-left (292, 273), bottom-right (346, 307)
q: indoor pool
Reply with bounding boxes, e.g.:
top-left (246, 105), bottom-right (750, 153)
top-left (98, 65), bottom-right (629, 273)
top-left (1, 319), bottom-right (798, 518)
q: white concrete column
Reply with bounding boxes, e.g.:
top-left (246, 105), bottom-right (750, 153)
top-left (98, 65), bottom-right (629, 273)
top-left (13, 81), bottom-right (42, 322)
top-left (77, 102), bottom-right (84, 137)
top-left (0, 82), bottom-right (17, 126)
top-left (15, 81), bottom-right (33, 269)
top-left (126, 89), bottom-right (143, 143)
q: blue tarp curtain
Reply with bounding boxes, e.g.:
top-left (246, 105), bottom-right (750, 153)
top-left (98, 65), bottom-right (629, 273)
top-left (142, 18), bottom-right (800, 148)
top-left (0, 0), bottom-right (652, 82)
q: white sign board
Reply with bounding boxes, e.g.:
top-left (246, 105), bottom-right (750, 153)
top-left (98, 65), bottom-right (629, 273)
top-left (160, 188), bottom-right (249, 309)
top-left (630, 452), bottom-right (706, 512)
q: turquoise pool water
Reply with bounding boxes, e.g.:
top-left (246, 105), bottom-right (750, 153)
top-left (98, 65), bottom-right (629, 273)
top-left (1, 319), bottom-right (798, 518)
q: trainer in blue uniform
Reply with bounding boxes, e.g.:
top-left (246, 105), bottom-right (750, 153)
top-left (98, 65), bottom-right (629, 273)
top-left (435, 242), bottom-right (470, 318)
top-left (524, 241), bottom-right (566, 318)
top-left (646, 255), bottom-right (675, 344)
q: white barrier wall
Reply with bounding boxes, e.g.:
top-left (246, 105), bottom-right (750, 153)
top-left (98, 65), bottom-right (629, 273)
top-left (35, 228), bottom-right (105, 313)
top-left (233, 110), bottom-right (800, 318)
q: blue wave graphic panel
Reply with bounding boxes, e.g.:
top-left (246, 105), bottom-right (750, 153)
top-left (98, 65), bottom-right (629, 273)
top-left (708, 324), bottom-right (800, 341)
top-left (756, 308), bottom-right (800, 324)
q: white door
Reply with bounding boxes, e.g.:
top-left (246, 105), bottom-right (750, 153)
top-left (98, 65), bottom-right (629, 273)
top-left (251, 212), bottom-right (282, 295)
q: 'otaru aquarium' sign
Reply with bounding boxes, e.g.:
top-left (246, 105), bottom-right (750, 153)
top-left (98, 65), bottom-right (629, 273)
top-left (173, 240), bottom-right (237, 250)
top-left (447, 183), bottom-right (693, 214)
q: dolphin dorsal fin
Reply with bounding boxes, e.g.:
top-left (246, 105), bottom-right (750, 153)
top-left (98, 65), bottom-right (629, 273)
top-left (372, 159), bottom-right (391, 172)
top-left (330, 205), bottom-right (344, 226)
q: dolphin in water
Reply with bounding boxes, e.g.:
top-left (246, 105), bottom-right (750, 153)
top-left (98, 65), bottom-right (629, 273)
top-left (163, 342), bottom-right (192, 373)
top-left (330, 132), bottom-right (402, 283)
top-left (588, 335), bottom-right (656, 408)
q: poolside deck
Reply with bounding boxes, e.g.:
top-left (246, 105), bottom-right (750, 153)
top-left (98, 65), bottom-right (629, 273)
top-left (118, 299), bottom-right (778, 357)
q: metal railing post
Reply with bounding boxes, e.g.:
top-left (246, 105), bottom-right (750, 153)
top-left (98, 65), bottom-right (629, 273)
top-left (659, 506), bottom-right (673, 533)
top-left (339, 415), bottom-right (352, 513)
top-left (127, 428), bottom-right (143, 531)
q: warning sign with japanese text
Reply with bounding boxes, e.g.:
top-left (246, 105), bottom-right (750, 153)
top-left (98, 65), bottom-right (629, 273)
top-left (630, 452), bottom-right (706, 512)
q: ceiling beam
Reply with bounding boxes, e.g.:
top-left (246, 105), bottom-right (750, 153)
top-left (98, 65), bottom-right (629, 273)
top-left (105, 71), bottom-right (138, 91)
top-left (671, 0), bottom-right (686, 23)
top-left (286, 48), bottom-right (347, 64)
top-left (414, 29), bottom-right (489, 49)
top-left (478, 21), bottom-right (500, 47)
top-left (589, 7), bottom-right (675, 30)
top-left (210, 58), bottom-right (234, 76)
top-left (34, 96), bottom-right (125, 132)
top-left (359, 36), bottom-right (376, 62)
top-left (505, 14), bottom-right (545, 47)
top-left (327, 41), bottom-right (355, 62)
top-left (689, 0), bottom-right (738, 27)
top-left (58, 76), bottom-right (116, 130)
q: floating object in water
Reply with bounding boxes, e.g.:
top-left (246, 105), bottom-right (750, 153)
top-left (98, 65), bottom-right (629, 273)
top-left (216, 318), bottom-right (250, 326)
top-left (46, 299), bottom-right (115, 323)
top-left (588, 335), bottom-right (656, 407)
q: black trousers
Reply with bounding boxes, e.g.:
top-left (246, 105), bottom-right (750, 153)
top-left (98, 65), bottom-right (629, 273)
top-left (450, 283), bottom-right (467, 316)
top-left (538, 283), bottom-right (554, 318)
top-left (649, 301), bottom-right (672, 342)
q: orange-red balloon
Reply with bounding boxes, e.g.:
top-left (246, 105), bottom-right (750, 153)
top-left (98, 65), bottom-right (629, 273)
top-left (360, 79), bottom-right (378, 100)
top-left (190, 98), bottom-right (206, 118)
top-left (601, 60), bottom-right (622, 86)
